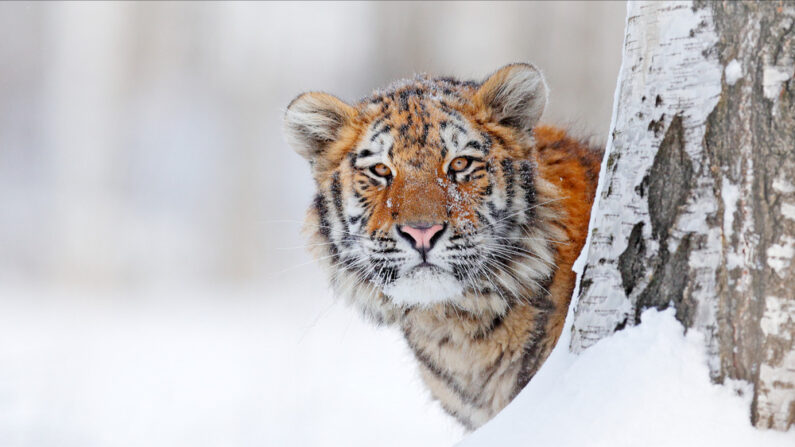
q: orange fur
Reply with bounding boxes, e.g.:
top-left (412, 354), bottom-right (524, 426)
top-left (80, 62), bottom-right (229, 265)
top-left (285, 64), bottom-right (602, 429)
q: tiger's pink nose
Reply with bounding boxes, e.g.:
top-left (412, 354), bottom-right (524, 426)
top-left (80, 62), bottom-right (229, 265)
top-left (398, 224), bottom-right (445, 252)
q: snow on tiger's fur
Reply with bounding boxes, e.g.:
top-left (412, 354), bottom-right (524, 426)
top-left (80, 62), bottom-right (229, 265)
top-left (284, 63), bottom-right (601, 430)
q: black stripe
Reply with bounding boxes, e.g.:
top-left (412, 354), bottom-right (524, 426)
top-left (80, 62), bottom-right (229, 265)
top-left (473, 312), bottom-right (508, 340)
top-left (479, 132), bottom-right (493, 154)
top-left (464, 140), bottom-right (487, 153)
top-left (501, 158), bottom-right (515, 211)
top-left (404, 332), bottom-right (486, 410)
top-left (330, 172), bottom-right (352, 247)
top-left (370, 124), bottom-right (391, 142)
top-left (399, 90), bottom-right (410, 111)
top-left (480, 351), bottom-right (505, 386)
top-left (518, 161), bottom-right (537, 221)
top-left (512, 274), bottom-right (556, 398)
top-left (420, 123), bottom-right (430, 146)
top-left (313, 193), bottom-right (339, 261)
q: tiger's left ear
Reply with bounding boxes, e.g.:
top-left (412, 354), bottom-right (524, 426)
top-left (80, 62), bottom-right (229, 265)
top-left (473, 63), bottom-right (548, 134)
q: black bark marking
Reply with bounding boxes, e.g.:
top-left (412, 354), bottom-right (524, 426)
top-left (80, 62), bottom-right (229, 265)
top-left (618, 222), bottom-right (646, 297)
top-left (635, 233), bottom-right (696, 328)
top-left (647, 114), bottom-right (693, 241)
top-left (647, 113), bottom-right (666, 137)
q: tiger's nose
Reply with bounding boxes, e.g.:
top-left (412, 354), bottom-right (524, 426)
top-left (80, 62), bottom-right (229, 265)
top-left (397, 223), bottom-right (446, 255)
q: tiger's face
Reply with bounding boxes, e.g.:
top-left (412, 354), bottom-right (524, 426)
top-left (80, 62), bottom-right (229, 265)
top-left (285, 64), bottom-right (558, 322)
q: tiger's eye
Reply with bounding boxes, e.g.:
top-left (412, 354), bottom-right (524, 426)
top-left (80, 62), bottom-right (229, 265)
top-left (449, 157), bottom-right (470, 172)
top-left (372, 163), bottom-right (392, 177)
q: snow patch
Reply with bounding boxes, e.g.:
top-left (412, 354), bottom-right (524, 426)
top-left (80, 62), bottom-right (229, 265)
top-left (766, 236), bottom-right (795, 277)
top-left (461, 309), bottom-right (795, 447)
top-left (0, 282), bottom-right (464, 446)
top-left (725, 59), bottom-right (743, 86)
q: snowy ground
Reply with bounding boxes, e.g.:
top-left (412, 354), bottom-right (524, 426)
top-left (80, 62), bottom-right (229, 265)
top-left (0, 273), bottom-right (463, 447)
top-left (2, 274), bottom-right (792, 447)
top-left (463, 308), bottom-right (795, 447)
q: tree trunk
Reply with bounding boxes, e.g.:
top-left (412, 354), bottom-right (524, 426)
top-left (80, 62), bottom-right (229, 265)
top-left (571, 1), bottom-right (795, 431)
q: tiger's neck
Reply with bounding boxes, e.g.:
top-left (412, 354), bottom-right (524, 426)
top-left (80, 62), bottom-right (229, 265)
top-left (398, 280), bottom-right (565, 430)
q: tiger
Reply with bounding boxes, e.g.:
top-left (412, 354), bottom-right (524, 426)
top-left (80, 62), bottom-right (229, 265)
top-left (283, 63), bottom-right (602, 430)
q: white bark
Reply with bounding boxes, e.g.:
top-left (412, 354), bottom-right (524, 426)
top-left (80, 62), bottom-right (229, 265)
top-left (571, 1), bottom-right (795, 430)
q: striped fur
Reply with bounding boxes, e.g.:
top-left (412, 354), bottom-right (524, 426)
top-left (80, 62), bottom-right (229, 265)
top-left (284, 64), bottom-right (601, 429)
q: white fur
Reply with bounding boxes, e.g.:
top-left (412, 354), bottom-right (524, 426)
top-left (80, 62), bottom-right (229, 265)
top-left (382, 267), bottom-right (464, 307)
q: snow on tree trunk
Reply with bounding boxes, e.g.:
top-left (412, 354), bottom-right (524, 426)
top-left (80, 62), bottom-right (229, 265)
top-left (570, 1), bottom-right (795, 430)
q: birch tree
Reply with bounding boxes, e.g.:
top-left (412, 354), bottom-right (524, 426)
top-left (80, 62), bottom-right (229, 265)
top-left (571, 1), bottom-right (795, 430)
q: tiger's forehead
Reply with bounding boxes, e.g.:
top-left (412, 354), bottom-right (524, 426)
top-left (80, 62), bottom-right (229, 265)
top-left (355, 82), bottom-right (491, 169)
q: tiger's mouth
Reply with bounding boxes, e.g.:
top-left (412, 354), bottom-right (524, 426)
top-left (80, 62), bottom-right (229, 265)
top-left (413, 261), bottom-right (440, 270)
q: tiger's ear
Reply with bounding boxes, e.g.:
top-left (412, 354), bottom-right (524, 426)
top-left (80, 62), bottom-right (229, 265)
top-left (284, 92), bottom-right (355, 163)
top-left (473, 63), bottom-right (548, 134)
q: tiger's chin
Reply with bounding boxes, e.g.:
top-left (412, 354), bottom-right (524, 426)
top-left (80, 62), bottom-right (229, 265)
top-left (382, 266), bottom-right (464, 308)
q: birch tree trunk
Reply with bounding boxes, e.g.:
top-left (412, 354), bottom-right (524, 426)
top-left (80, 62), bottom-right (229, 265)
top-left (571, 1), bottom-right (795, 430)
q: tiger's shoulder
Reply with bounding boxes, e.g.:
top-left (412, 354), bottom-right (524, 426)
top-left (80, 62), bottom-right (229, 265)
top-left (534, 125), bottom-right (602, 253)
top-left (528, 125), bottom-right (602, 348)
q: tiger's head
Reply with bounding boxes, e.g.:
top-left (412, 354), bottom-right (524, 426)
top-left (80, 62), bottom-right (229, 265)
top-left (284, 64), bottom-right (563, 324)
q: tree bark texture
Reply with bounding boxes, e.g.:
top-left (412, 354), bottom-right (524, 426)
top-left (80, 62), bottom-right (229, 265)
top-left (570, 1), bottom-right (795, 430)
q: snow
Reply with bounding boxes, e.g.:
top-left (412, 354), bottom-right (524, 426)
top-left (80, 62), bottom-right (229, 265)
top-left (725, 59), bottom-right (743, 86)
top-left (0, 277), bottom-right (463, 447)
top-left (461, 309), bottom-right (795, 447)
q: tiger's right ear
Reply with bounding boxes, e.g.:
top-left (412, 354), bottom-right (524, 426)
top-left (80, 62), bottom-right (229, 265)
top-left (283, 92), bottom-right (355, 163)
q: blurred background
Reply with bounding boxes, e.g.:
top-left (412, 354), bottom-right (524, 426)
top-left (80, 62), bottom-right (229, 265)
top-left (0, 2), bottom-right (624, 446)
